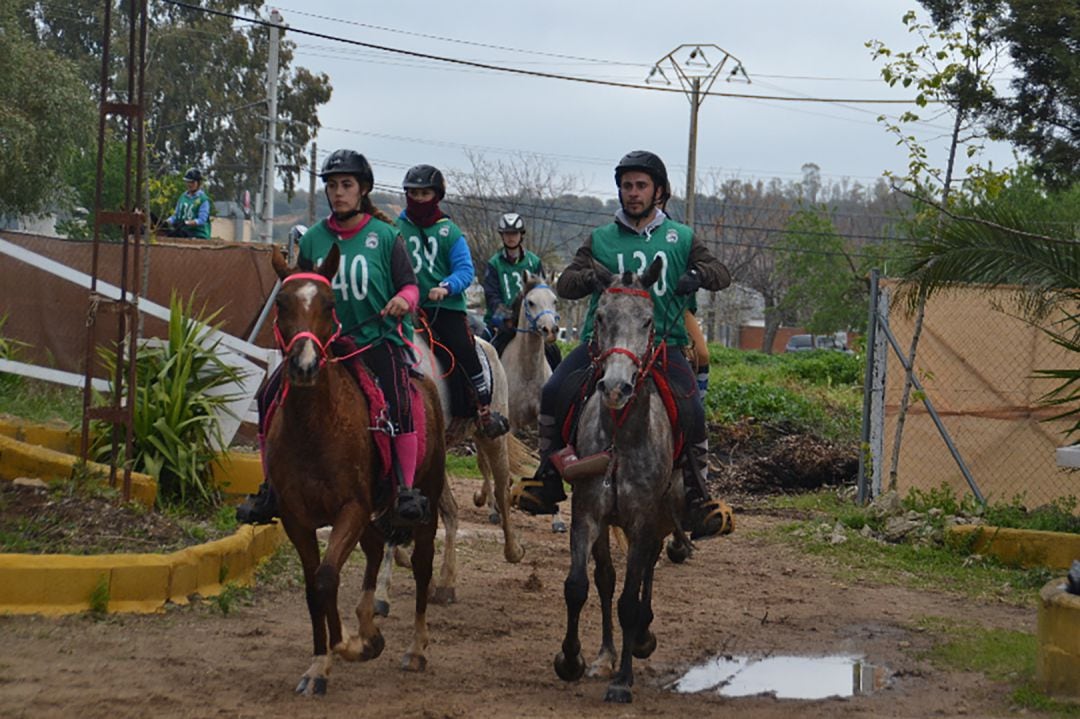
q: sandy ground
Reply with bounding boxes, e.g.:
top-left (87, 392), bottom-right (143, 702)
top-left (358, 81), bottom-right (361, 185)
top-left (0, 477), bottom-right (1039, 719)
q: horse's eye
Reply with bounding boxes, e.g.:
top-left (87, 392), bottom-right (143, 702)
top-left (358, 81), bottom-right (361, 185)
top-left (642, 316), bottom-right (653, 329)
top-left (527, 300), bottom-right (535, 309)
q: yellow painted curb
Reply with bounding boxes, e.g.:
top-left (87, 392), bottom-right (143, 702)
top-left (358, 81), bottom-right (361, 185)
top-left (0, 523), bottom-right (286, 615)
top-left (947, 525), bottom-right (1080, 571)
top-left (0, 434), bottom-right (157, 509)
top-left (1037, 578), bottom-right (1080, 701)
top-left (0, 416), bottom-right (78, 453)
top-left (211, 450), bottom-right (263, 498)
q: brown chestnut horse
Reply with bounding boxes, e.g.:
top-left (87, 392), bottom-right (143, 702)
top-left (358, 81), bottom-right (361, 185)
top-left (264, 244), bottom-right (446, 695)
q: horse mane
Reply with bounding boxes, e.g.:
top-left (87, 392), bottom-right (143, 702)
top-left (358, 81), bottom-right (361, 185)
top-left (620, 271), bottom-right (636, 286)
top-left (509, 273), bottom-right (548, 322)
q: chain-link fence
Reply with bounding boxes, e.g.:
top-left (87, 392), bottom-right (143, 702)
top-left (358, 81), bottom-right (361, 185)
top-left (866, 277), bottom-right (1078, 509)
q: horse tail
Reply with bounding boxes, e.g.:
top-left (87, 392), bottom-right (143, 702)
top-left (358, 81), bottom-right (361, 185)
top-left (505, 433), bottom-right (538, 477)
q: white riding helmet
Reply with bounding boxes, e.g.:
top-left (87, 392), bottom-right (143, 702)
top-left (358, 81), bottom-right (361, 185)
top-left (497, 212), bottom-right (525, 234)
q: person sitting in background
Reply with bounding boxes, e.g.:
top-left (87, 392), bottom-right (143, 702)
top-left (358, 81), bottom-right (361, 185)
top-left (163, 168), bottom-right (212, 239)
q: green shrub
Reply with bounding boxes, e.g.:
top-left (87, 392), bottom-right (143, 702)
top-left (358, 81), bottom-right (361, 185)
top-left (778, 350), bottom-right (863, 386)
top-left (93, 293), bottom-right (240, 510)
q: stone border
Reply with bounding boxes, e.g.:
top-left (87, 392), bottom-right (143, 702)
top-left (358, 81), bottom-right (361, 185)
top-left (0, 523), bottom-right (285, 615)
top-left (0, 417), bottom-right (284, 615)
top-left (947, 525), bottom-right (1080, 571)
top-left (1037, 578), bottom-right (1080, 700)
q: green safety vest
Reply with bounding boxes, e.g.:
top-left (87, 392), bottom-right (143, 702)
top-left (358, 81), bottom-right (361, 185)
top-left (174, 191), bottom-right (211, 238)
top-left (580, 219), bottom-right (693, 347)
top-left (485, 249), bottom-right (543, 323)
top-left (298, 217), bottom-right (412, 347)
top-left (397, 216), bottom-right (468, 313)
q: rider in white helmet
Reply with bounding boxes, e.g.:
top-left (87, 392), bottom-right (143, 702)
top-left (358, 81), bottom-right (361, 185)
top-left (483, 212), bottom-right (560, 369)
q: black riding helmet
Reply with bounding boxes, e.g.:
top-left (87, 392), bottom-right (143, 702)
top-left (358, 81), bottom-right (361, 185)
top-left (183, 167), bottom-right (203, 183)
top-left (614, 150), bottom-right (670, 205)
top-left (319, 149), bottom-right (374, 189)
top-left (320, 149), bottom-right (374, 222)
top-left (402, 164), bottom-right (446, 200)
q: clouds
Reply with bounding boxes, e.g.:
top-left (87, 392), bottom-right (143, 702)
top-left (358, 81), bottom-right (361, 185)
top-left (277, 0), bottom-right (1018, 197)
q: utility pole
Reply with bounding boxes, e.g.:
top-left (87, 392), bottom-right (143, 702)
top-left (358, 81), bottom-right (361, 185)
top-left (647, 44), bottom-right (749, 229)
top-left (259, 8), bottom-right (284, 244)
top-left (307, 142), bottom-right (317, 227)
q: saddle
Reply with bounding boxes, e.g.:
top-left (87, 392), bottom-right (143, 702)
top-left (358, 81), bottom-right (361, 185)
top-left (414, 313), bottom-right (494, 420)
top-left (258, 336), bottom-right (427, 482)
top-left (555, 345), bottom-right (691, 474)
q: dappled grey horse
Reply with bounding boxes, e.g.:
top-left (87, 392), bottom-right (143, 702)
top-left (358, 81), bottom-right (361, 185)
top-left (553, 258), bottom-right (692, 704)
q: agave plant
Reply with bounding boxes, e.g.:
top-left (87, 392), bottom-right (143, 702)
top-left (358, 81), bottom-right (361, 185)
top-left (902, 203), bottom-right (1080, 437)
top-left (94, 293), bottom-right (241, 509)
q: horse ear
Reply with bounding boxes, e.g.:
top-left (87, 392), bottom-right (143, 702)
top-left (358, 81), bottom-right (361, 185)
top-left (271, 246), bottom-right (290, 280)
top-left (640, 256), bottom-right (664, 289)
top-left (523, 269), bottom-right (534, 285)
top-left (321, 244), bottom-right (341, 281)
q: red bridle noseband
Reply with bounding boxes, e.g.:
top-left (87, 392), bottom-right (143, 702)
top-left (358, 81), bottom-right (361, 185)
top-left (273, 272), bottom-right (342, 365)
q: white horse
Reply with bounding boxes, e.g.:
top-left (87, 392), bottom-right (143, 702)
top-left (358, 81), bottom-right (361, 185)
top-left (375, 331), bottom-right (532, 613)
top-left (498, 274), bottom-right (568, 533)
top-left (501, 274), bottom-right (559, 429)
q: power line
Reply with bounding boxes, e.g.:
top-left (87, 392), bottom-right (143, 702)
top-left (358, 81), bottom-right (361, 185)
top-left (160, 0), bottom-right (927, 106)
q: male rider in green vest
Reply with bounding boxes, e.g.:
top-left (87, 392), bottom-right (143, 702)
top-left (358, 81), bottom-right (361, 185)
top-left (513, 150), bottom-right (733, 539)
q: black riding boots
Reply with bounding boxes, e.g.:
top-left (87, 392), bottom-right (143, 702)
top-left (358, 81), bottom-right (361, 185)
top-left (235, 481), bottom-right (278, 524)
top-left (682, 439), bottom-right (733, 539)
top-left (513, 412), bottom-right (566, 515)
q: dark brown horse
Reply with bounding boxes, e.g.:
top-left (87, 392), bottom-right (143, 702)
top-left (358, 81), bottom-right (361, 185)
top-left (264, 244), bottom-right (446, 695)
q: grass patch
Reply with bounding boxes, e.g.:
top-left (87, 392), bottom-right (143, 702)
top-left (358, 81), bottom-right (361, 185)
top-left (705, 345), bottom-right (861, 442)
top-left (212, 581), bottom-right (253, 616)
top-left (768, 490), bottom-right (1055, 603)
top-left (88, 574), bottom-right (110, 615)
top-left (0, 378), bottom-right (83, 426)
top-left (446, 453), bottom-right (481, 478)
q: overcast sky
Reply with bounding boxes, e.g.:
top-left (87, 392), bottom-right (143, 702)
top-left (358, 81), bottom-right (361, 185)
top-left (268, 0), bottom-right (1019, 201)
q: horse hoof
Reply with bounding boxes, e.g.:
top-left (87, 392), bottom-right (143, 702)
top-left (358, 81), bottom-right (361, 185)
top-left (504, 543), bottom-right (525, 564)
top-left (587, 657), bottom-right (615, 679)
top-left (401, 652), bottom-right (428, 673)
top-left (431, 586), bottom-right (457, 605)
top-left (364, 633), bottom-right (386, 661)
top-left (374, 599), bottom-right (390, 617)
top-left (604, 684), bottom-right (633, 703)
top-left (472, 490), bottom-right (487, 508)
top-left (554, 651), bottom-right (586, 682)
top-left (295, 676), bottom-right (327, 696)
top-left (551, 518), bottom-right (567, 533)
top-left (666, 538), bottom-right (691, 564)
top-left (488, 510), bottom-right (501, 525)
top-left (632, 630), bottom-right (657, 659)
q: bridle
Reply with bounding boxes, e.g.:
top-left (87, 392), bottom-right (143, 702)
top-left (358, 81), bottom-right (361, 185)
top-left (518, 283), bottom-right (560, 334)
top-left (591, 286), bottom-right (664, 425)
top-left (273, 272), bottom-right (342, 368)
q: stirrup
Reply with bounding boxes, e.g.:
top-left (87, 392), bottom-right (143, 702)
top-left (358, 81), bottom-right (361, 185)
top-left (235, 483), bottom-right (278, 525)
top-left (687, 498), bottom-right (734, 539)
top-left (476, 407), bottom-right (510, 438)
top-left (393, 488), bottom-right (430, 526)
top-left (511, 479), bottom-right (560, 516)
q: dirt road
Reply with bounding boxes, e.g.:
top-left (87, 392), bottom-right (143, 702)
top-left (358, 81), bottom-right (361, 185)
top-left (0, 479), bottom-right (1035, 719)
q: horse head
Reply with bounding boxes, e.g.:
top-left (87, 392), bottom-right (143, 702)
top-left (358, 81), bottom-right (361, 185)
top-left (515, 271), bottom-right (560, 343)
top-left (592, 257), bottom-right (662, 411)
top-left (271, 244), bottom-right (341, 387)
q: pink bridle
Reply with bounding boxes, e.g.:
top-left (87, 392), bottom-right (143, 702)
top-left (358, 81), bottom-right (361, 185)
top-left (273, 272), bottom-right (342, 364)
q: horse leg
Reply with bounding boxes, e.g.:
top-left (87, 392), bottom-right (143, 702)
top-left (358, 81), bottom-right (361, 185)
top-left (604, 536), bottom-right (659, 704)
top-left (403, 521), bottom-right (436, 672)
top-left (333, 518), bottom-right (385, 663)
top-left (552, 505), bottom-right (567, 534)
top-left (431, 482), bottom-right (458, 605)
top-left (478, 436), bottom-right (524, 563)
top-left (281, 518), bottom-right (331, 696)
top-left (474, 447), bottom-right (499, 524)
top-left (632, 545), bottom-right (661, 659)
top-left (373, 548), bottom-right (394, 617)
top-left (554, 511), bottom-right (601, 682)
top-left (587, 528), bottom-right (617, 679)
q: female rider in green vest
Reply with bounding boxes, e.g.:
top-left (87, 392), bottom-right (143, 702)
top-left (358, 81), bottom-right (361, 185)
top-left (237, 149), bottom-right (429, 525)
top-left (514, 151), bottom-right (732, 539)
top-left (397, 164), bottom-right (509, 438)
